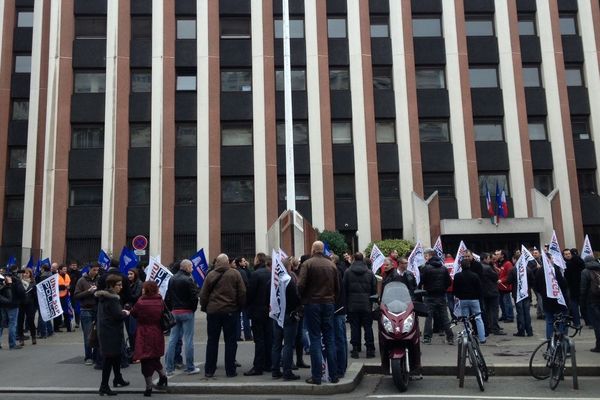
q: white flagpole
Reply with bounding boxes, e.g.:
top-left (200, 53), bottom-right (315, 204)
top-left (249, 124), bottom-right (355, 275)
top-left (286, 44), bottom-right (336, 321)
top-left (283, 0), bottom-right (296, 211)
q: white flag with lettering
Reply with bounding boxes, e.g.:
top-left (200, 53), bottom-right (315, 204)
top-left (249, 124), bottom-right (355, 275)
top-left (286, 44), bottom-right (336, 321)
top-left (36, 274), bottom-right (64, 322)
top-left (549, 231), bottom-right (567, 271)
top-left (581, 235), bottom-right (594, 260)
top-left (542, 250), bottom-right (566, 306)
top-left (515, 245), bottom-right (534, 303)
top-left (270, 249), bottom-right (291, 328)
top-left (407, 241), bottom-right (424, 285)
top-left (370, 244), bottom-right (385, 274)
top-left (452, 241), bottom-right (468, 278)
top-left (145, 257), bottom-right (173, 299)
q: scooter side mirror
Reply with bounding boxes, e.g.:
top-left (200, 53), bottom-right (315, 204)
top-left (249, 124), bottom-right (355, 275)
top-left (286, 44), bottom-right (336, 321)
top-left (413, 301), bottom-right (428, 317)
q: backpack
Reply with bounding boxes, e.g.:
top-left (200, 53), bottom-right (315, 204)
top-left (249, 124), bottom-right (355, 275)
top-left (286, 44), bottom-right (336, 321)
top-left (590, 270), bottom-right (600, 297)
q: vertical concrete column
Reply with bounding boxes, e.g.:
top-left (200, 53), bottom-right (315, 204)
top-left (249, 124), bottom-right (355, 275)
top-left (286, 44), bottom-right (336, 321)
top-left (22, 0), bottom-right (51, 258)
top-left (305, 0), bottom-right (335, 231)
top-left (536, 0), bottom-right (583, 248)
top-left (442, 0), bottom-right (480, 219)
top-left (40, 0), bottom-right (74, 261)
top-left (495, 0), bottom-right (532, 217)
top-left (197, 0), bottom-right (210, 255)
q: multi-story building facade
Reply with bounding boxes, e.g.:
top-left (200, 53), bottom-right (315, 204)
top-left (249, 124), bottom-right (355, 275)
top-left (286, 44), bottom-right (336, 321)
top-left (1, 0), bottom-right (599, 264)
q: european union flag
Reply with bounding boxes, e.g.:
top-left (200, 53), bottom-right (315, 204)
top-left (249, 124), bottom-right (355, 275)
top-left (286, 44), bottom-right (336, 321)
top-left (5, 255), bottom-right (17, 272)
top-left (25, 256), bottom-right (34, 269)
top-left (98, 249), bottom-right (111, 270)
top-left (35, 258), bottom-right (50, 278)
top-left (119, 247), bottom-right (139, 274)
top-left (190, 248), bottom-right (209, 288)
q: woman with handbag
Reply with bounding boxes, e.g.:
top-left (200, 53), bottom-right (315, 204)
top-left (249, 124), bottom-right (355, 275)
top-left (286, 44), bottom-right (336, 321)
top-left (96, 274), bottom-right (130, 396)
top-left (131, 281), bottom-right (168, 397)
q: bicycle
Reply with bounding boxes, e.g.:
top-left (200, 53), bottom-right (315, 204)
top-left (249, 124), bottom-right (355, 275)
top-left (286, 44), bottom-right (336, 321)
top-left (451, 314), bottom-right (488, 392)
top-left (528, 312), bottom-right (582, 390)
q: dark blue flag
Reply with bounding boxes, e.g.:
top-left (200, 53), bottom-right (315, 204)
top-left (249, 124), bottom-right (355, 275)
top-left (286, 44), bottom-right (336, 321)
top-left (190, 248), bottom-right (209, 288)
top-left (98, 250), bottom-right (111, 270)
top-left (119, 247), bottom-right (139, 274)
top-left (81, 264), bottom-right (91, 275)
top-left (26, 255), bottom-right (34, 269)
top-left (323, 242), bottom-right (332, 257)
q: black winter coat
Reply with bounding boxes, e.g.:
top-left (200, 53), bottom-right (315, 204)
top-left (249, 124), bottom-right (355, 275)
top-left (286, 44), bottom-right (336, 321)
top-left (0, 277), bottom-right (25, 308)
top-left (453, 269), bottom-right (482, 300)
top-left (564, 256), bottom-right (585, 300)
top-left (342, 261), bottom-right (376, 313)
top-left (481, 263), bottom-right (499, 297)
top-left (420, 256), bottom-right (451, 296)
top-left (335, 264), bottom-right (346, 315)
top-left (97, 268), bottom-right (131, 305)
top-left (580, 259), bottom-right (600, 305)
top-left (534, 264), bottom-right (569, 314)
top-left (95, 289), bottom-right (126, 356)
top-left (246, 264), bottom-right (271, 320)
top-left (166, 270), bottom-right (199, 312)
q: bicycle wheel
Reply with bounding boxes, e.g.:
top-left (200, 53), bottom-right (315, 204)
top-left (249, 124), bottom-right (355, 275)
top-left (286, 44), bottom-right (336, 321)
top-left (472, 339), bottom-right (489, 382)
top-left (468, 341), bottom-right (485, 392)
top-left (549, 342), bottom-right (565, 390)
top-left (458, 336), bottom-right (467, 388)
top-left (529, 339), bottom-right (550, 380)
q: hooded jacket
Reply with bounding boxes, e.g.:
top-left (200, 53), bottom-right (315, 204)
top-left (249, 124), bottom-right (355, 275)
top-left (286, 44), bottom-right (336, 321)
top-left (95, 289), bottom-right (126, 356)
top-left (420, 256), bottom-right (451, 296)
top-left (580, 258), bottom-right (600, 305)
top-left (199, 257), bottom-right (246, 314)
top-left (342, 260), bottom-right (376, 313)
top-left (245, 262), bottom-right (271, 319)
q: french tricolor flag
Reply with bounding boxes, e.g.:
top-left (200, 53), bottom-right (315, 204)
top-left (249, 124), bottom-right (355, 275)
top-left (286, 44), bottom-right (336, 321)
top-left (485, 183), bottom-right (495, 224)
top-left (498, 186), bottom-right (509, 220)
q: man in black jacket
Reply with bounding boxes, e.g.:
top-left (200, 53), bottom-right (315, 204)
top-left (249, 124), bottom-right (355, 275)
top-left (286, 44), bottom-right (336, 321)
top-left (480, 253), bottom-right (505, 336)
top-left (505, 257), bottom-right (535, 337)
top-left (420, 249), bottom-right (454, 345)
top-left (0, 265), bottom-right (25, 349)
top-left (343, 253), bottom-right (377, 359)
top-left (527, 248), bottom-right (544, 320)
top-left (244, 253), bottom-right (272, 376)
top-left (164, 259), bottom-right (200, 376)
top-left (97, 259), bottom-right (132, 306)
top-left (453, 259), bottom-right (486, 344)
top-left (563, 249), bottom-right (584, 327)
top-left (534, 256), bottom-right (569, 339)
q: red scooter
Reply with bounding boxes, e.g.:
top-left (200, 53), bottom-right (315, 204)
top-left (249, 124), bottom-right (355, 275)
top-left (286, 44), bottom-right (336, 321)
top-left (378, 282), bottom-right (427, 392)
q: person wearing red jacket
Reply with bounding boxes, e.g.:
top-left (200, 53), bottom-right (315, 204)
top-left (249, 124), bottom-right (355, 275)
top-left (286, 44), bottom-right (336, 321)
top-left (495, 250), bottom-right (514, 323)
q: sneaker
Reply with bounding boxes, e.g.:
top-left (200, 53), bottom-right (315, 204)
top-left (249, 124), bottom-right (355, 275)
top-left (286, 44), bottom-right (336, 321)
top-left (350, 351), bottom-right (359, 359)
top-left (590, 348), bottom-right (600, 353)
top-left (366, 350), bottom-right (376, 359)
top-left (447, 338), bottom-right (454, 345)
top-left (513, 332), bottom-right (525, 337)
top-left (283, 373), bottom-right (301, 381)
top-left (85, 359), bottom-right (93, 365)
top-left (422, 337), bottom-right (431, 344)
top-left (186, 367), bottom-right (201, 375)
top-left (166, 371), bottom-right (175, 377)
top-left (175, 362), bottom-right (184, 370)
top-left (479, 340), bottom-right (486, 345)
top-left (527, 332), bottom-right (534, 337)
top-left (493, 331), bottom-right (507, 336)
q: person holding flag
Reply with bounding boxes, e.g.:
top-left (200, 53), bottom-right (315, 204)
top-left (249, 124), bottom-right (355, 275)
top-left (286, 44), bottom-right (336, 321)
top-left (505, 249), bottom-right (535, 337)
top-left (534, 251), bottom-right (569, 339)
top-left (563, 248), bottom-right (585, 328)
top-left (420, 248), bottom-right (454, 345)
top-left (55, 265), bottom-right (72, 333)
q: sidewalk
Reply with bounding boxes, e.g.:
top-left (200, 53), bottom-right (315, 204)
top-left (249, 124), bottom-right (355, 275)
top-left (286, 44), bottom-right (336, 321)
top-left (0, 313), bottom-right (598, 394)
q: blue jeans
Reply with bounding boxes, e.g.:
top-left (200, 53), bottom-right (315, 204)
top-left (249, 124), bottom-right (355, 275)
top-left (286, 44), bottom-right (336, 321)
top-left (241, 310), bottom-right (252, 340)
top-left (0, 307), bottom-right (19, 348)
top-left (165, 312), bottom-right (195, 373)
top-left (271, 317), bottom-right (299, 376)
top-left (80, 309), bottom-right (98, 361)
top-left (499, 293), bottom-right (514, 321)
top-left (459, 300), bottom-right (486, 343)
top-left (515, 297), bottom-right (532, 335)
top-left (304, 303), bottom-right (337, 382)
top-left (205, 312), bottom-right (238, 376)
top-left (545, 311), bottom-right (568, 340)
top-left (333, 314), bottom-right (347, 377)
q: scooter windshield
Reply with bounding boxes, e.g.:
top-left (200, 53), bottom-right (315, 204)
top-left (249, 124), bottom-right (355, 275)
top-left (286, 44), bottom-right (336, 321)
top-left (381, 282), bottom-right (412, 314)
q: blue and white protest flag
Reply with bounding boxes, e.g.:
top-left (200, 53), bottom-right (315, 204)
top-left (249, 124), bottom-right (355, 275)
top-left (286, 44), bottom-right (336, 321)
top-left (145, 257), bottom-right (173, 299)
top-left (581, 235), bottom-right (594, 260)
top-left (433, 236), bottom-right (444, 260)
top-left (515, 245), bottom-right (535, 303)
top-left (190, 248), bottom-right (209, 288)
top-left (98, 250), bottom-right (111, 270)
top-left (323, 242), bottom-right (332, 257)
top-left (541, 249), bottom-right (566, 306)
top-left (452, 241), bottom-right (468, 278)
top-left (25, 255), bottom-right (34, 270)
top-left (269, 249), bottom-right (291, 328)
top-left (407, 241), bottom-right (424, 285)
top-left (119, 247), bottom-right (139, 274)
top-left (5, 255), bottom-right (16, 271)
top-left (36, 274), bottom-right (64, 322)
top-left (548, 231), bottom-right (566, 272)
top-left (370, 244), bottom-right (385, 274)
top-left (81, 264), bottom-right (91, 275)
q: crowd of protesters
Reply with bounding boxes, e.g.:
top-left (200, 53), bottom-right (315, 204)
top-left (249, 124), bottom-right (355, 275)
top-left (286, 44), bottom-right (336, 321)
top-left (1, 239), bottom-right (599, 395)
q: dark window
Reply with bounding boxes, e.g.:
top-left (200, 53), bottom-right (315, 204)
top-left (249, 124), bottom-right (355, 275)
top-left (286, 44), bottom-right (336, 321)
top-left (74, 72), bottom-right (106, 93)
top-left (274, 19), bottom-right (305, 38)
top-left (370, 16), bottom-right (389, 38)
top-left (275, 69), bottom-right (306, 91)
top-left (528, 119), bottom-right (547, 141)
top-left (565, 66), bottom-right (584, 87)
top-left (379, 174), bottom-right (399, 199)
top-left (522, 65), bottom-right (542, 87)
top-left (12, 100), bottom-right (29, 120)
top-left (130, 124), bottom-right (151, 148)
top-left (419, 120), bottom-right (449, 142)
top-left (177, 19), bottom-right (196, 39)
top-left (17, 11), bottom-right (34, 28)
top-left (332, 121), bottom-right (352, 144)
top-left (5, 198), bottom-right (24, 220)
top-left (327, 18), bottom-right (347, 38)
top-left (175, 178), bottom-right (197, 205)
top-left (334, 175), bottom-right (355, 200)
top-left (572, 117), bottom-right (590, 140)
top-left (69, 183), bottom-right (103, 207)
top-left (469, 67), bottom-right (499, 88)
top-left (415, 68), bottom-right (445, 89)
top-left (176, 124), bottom-right (197, 147)
top-left (559, 14), bottom-right (578, 35)
top-left (222, 123), bottom-right (253, 146)
top-left (276, 122), bottom-right (308, 145)
top-left (131, 70), bottom-right (152, 92)
top-left (330, 68), bottom-right (350, 90)
top-left (533, 172), bottom-right (553, 196)
top-left (9, 148), bottom-right (27, 169)
top-left (412, 16), bottom-right (442, 37)
top-left (278, 176), bottom-right (310, 201)
top-left (220, 17), bottom-right (251, 39)
top-left (74, 17), bottom-right (107, 39)
top-left (423, 173), bottom-right (455, 197)
top-left (465, 17), bottom-right (495, 36)
top-left (131, 16), bottom-right (152, 39)
top-left (72, 125), bottom-right (104, 149)
top-left (222, 178), bottom-right (254, 203)
top-left (373, 66), bottom-right (393, 89)
top-left (176, 73), bottom-right (196, 91)
top-left (128, 179), bottom-right (150, 206)
top-left (474, 120), bottom-right (504, 141)
top-left (578, 170), bottom-right (598, 195)
top-left (518, 14), bottom-right (536, 36)
top-left (478, 173), bottom-right (510, 196)
top-left (221, 70), bottom-right (252, 92)
top-left (376, 120), bottom-right (395, 143)
top-left (14, 55), bottom-right (31, 73)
